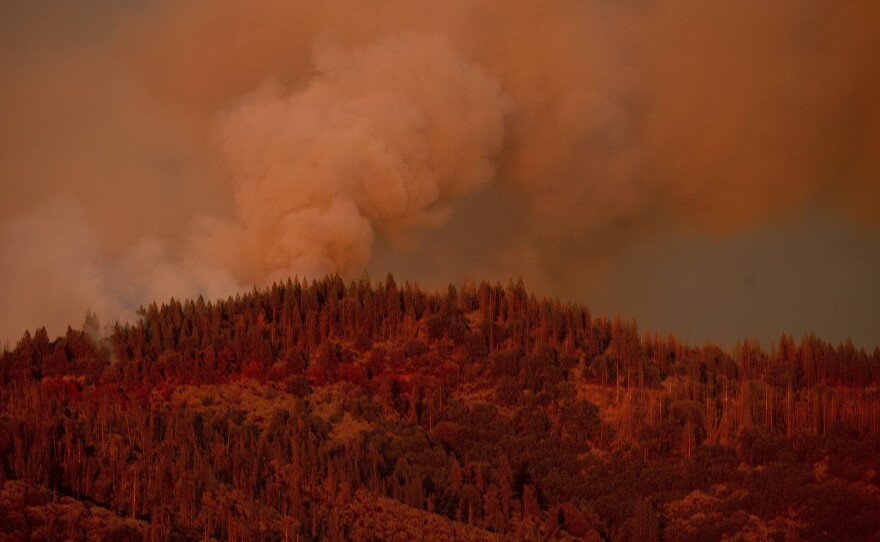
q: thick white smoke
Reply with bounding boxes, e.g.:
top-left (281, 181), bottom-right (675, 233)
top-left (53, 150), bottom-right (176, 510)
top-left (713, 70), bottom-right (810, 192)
top-left (194, 34), bottom-right (509, 284)
top-left (0, 198), bottom-right (240, 340)
top-left (1, 0), bottom-right (878, 341)
top-left (0, 198), bottom-right (131, 340)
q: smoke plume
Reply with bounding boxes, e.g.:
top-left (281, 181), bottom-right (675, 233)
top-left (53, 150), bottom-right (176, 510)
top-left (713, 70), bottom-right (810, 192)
top-left (194, 33), bottom-right (509, 284)
top-left (1, 0), bottom-right (879, 340)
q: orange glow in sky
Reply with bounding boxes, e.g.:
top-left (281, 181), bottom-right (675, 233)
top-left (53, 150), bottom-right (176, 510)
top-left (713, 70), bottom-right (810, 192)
top-left (1, 1), bottom-right (879, 348)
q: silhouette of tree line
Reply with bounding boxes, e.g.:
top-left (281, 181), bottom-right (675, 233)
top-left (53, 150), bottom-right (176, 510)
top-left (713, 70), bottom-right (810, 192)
top-left (1, 274), bottom-right (879, 540)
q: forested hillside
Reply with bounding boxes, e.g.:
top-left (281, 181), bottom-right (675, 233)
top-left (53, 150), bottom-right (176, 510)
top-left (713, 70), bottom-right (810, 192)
top-left (2, 274), bottom-right (879, 541)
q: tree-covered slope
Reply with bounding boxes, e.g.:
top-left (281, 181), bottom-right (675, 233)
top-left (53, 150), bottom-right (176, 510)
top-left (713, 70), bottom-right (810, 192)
top-left (1, 274), bottom-right (879, 540)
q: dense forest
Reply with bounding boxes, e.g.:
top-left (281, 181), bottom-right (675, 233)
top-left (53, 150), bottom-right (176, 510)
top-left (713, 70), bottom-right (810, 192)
top-left (2, 274), bottom-right (880, 541)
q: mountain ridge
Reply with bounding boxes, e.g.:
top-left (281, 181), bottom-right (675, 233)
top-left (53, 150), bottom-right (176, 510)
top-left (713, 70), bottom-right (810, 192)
top-left (1, 273), bottom-right (879, 540)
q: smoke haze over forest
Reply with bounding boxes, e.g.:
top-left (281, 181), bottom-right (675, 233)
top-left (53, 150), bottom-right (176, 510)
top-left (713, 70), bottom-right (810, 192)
top-left (1, 0), bottom-right (879, 347)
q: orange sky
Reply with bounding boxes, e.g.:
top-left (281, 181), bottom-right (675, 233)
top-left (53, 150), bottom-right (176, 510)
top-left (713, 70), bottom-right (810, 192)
top-left (1, 1), bottom-right (879, 348)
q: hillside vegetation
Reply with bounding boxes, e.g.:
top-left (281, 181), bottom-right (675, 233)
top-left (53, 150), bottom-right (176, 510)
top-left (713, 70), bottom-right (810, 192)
top-left (2, 274), bottom-right (879, 540)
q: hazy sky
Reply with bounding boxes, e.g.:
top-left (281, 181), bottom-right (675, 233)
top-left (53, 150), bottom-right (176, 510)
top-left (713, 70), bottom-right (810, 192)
top-left (1, 1), bottom-right (879, 349)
